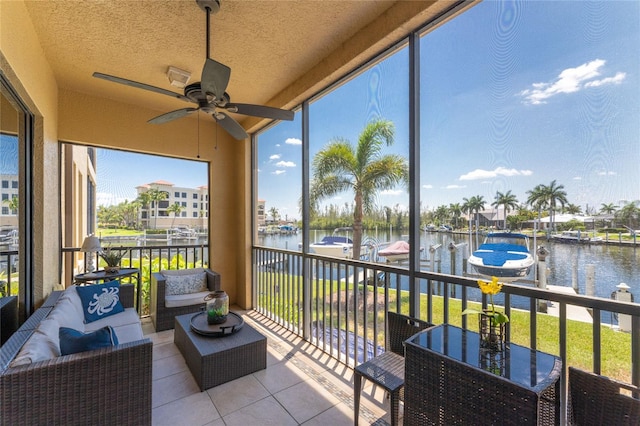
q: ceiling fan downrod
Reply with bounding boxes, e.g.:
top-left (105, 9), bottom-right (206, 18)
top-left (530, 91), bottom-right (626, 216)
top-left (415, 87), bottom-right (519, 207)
top-left (196, 0), bottom-right (221, 60)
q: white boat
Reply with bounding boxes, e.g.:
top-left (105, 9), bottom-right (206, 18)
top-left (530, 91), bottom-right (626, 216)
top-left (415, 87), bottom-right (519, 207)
top-left (310, 227), bottom-right (368, 259)
top-left (468, 232), bottom-right (534, 282)
top-left (551, 230), bottom-right (591, 243)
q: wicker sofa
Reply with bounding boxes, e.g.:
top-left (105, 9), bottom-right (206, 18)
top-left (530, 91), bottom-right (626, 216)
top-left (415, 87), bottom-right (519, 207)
top-left (150, 268), bottom-right (221, 332)
top-left (0, 284), bottom-right (152, 426)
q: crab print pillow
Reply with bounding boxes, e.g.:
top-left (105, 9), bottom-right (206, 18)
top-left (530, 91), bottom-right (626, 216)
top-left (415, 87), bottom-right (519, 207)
top-left (75, 280), bottom-right (125, 323)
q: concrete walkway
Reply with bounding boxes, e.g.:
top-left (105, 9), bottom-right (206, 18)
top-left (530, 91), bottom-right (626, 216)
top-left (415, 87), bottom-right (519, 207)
top-left (545, 285), bottom-right (594, 323)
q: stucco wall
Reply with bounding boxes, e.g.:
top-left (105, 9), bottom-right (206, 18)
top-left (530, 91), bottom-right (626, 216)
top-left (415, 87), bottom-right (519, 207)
top-left (1, 0), bottom-right (61, 305)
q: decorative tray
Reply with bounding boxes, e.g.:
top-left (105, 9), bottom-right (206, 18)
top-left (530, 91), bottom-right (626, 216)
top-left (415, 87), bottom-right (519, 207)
top-left (190, 311), bottom-right (244, 337)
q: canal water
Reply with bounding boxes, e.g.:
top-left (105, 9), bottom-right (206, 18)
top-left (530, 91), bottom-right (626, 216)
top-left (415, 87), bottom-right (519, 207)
top-left (257, 230), bottom-right (640, 304)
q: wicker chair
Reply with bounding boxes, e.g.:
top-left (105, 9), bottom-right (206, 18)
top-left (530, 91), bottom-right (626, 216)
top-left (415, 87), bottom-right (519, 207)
top-left (353, 311), bottom-right (434, 426)
top-left (150, 268), bottom-right (220, 332)
top-left (569, 367), bottom-right (640, 426)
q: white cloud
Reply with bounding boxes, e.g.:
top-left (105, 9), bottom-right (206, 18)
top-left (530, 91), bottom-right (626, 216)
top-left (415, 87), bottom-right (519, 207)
top-left (381, 189), bottom-right (403, 195)
top-left (459, 166), bottom-right (533, 181)
top-left (445, 184), bottom-right (467, 189)
top-left (285, 138), bottom-right (302, 145)
top-left (422, 184), bottom-right (433, 189)
top-left (275, 160), bottom-right (296, 168)
top-left (573, 176), bottom-right (582, 180)
top-left (597, 170), bottom-right (617, 176)
top-left (269, 154), bottom-right (281, 160)
top-left (275, 144), bottom-right (281, 147)
top-left (585, 72), bottom-right (626, 88)
top-left (519, 59), bottom-right (626, 105)
top-left (272, 170), bottom-right (286, 175)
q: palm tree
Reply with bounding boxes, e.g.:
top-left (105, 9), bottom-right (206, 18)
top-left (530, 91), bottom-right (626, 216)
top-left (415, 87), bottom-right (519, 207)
top-left (147, 189), bottom-right (168, 229)
top-left (136, 191), bottom-right (153, 228)
top-left (492, 190), bottom-right (518, 230)
top-left (526, 180), bottom-right (568, 231)
top-left (2, 196), bottom-right (18, 214)
top-left (600, 203), bottom-right (618, 214)
top-left (449, 203), bottom-right (462, 229)
top-left (462, 195), bottom-right (486, 230)
top-left (564, 203), bottom-right (582, 215)
top-left (616, 200), bottom-right (640, 229)
top-left (167, 202), bottom-right (184, 228)
top-left (268, 207), bottom-right (279, 224)
top-left (310, 119), bottom-right (408, 259)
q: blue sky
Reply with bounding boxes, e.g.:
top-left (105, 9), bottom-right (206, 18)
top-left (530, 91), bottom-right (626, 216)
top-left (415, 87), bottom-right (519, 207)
top-left (96, 149), bottom-right (208, 206)
top-left (256, 1), bottom-right (639, 220)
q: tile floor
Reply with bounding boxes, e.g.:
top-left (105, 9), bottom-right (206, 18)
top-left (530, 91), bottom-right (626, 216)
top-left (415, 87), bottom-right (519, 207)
top-left (144, 309), bottom-right (397, 426)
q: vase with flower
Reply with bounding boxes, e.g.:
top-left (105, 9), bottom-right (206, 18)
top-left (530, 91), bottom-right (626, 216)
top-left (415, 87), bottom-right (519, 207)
top-left (463, 276), bottom-right (509, 351)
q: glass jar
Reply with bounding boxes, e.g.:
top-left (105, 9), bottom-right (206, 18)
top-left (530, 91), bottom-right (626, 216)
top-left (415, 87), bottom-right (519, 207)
top-left (204, 290), bottom-right (229, 325)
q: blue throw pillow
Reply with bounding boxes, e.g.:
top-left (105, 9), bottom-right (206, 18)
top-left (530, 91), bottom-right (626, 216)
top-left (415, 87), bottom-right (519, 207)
top-left (75, 280), bottom-right (125, 323)
top-left (59, 326), bottom-right (119, 355)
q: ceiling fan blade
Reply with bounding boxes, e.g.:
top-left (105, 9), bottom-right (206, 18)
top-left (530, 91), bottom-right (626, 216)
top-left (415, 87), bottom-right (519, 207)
top-left (214, 112), bottom-right (248, 140)
top-left (148, 108), bottom-right (197, 124)
top-left (225, 103), bottom-right (294, 121)
top-left (201, 58), bottom-right (231, 100)
top-left (93, 72), bottom-right (192, 103)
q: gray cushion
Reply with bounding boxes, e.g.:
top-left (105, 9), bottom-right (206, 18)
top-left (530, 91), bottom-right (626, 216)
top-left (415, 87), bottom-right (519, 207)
top-left (162, 268), bottom-right (207, 295)
top-left (165, 290), bottom-right (210, 308)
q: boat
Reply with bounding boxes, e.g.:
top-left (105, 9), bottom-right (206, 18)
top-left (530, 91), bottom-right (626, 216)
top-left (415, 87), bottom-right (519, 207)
top-left (468, 232), bottom-right (534, 281)
top-left (551, 230), bottom-right (591, 243)
top-left (310, 227), bottom-right (367, 259)
top-left (378, 240), bottom-right (411, 262)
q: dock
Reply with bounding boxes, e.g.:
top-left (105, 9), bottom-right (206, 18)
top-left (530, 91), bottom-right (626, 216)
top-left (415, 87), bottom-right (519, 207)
top-left (546, 285), bottom-right (593, 323)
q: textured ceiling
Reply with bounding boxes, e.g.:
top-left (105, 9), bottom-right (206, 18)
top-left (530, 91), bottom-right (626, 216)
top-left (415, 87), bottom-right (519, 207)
top-left (22, 0), bottom-right (461, 129)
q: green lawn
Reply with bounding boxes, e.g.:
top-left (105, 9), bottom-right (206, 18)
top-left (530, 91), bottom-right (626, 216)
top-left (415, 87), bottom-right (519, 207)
top-left (259, 271), bottom-right (633, 382)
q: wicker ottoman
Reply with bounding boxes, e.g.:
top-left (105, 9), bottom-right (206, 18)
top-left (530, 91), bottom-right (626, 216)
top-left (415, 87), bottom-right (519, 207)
top-left (174, 313), bottom-right (267, 391)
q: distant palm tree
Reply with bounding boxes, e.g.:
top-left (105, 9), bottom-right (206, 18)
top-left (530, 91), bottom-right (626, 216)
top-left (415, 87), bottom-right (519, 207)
top-left (2, 196), bottom-right (18, 214)
top-left (462, 195), bottom-right (486, 230)
top-left (269, 207), bottom-right (279, 223)
top-left (616, 200), bottom-right (640, 229)
top-left (136, 191), bottom-right (153, 228)
top-left (600, 203), bottom-right (618, 214)
top-left (449, 203), bottom-right (462, 229)
top-left (526, 180), bottom-right (568, 231)
top-left (147, 189), bottom-right (168, 229)
top-left (564, 203), bottom-right (582, 215)
top-left (310, 119), bottom-right (408, 259)
top-left (492, 190), bottom-right (519, 230)
top-left (167, 202), bottom-right (184, 228)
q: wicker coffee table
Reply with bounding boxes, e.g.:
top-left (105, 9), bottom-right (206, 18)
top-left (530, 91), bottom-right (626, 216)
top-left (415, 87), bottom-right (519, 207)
top-left (174, 312), bottom-right (267, 391)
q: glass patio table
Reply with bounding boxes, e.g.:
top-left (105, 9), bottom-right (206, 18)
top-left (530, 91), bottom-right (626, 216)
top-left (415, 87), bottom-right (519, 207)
top-left (404, 324), bottom-right (561, 425)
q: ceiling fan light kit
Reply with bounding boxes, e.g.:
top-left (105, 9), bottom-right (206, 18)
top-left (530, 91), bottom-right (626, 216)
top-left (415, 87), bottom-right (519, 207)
top-left (167, 66), bottom-right (191, 88)
top-left (92, 0), bottom-right (293, 141)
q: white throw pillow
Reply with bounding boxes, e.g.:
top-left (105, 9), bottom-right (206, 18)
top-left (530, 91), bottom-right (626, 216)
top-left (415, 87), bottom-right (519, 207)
top-left (162, 268), bottom-right (207, 296)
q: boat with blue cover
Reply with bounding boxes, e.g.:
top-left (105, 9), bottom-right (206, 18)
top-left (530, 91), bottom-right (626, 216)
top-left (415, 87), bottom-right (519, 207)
top-left (468, 232), bottom-right (534, 281)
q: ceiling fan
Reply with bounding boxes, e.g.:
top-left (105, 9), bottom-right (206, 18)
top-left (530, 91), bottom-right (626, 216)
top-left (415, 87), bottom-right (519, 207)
top-left (93, 0), bottom-right (294, 140)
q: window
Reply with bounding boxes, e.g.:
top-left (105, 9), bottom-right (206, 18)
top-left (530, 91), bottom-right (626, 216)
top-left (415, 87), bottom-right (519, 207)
top-left (174, 191), bottom-right (180, 197)
top-left (1, 75), bottom-right (35, 321)
top-left (1, 194), bottom-right (7, 201)
top-left (193, 193), bottom-right (198, 199)
top-left (193, 212), bottom-right (198, 218)
top-left (181, 192), bottom-right (187, 198)
top-left (181, 202), bottom-right (186, 207)
top-left (193, 202), bottom-right (198, 208)
top-left (181, 212), bottom-right (186, 217)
